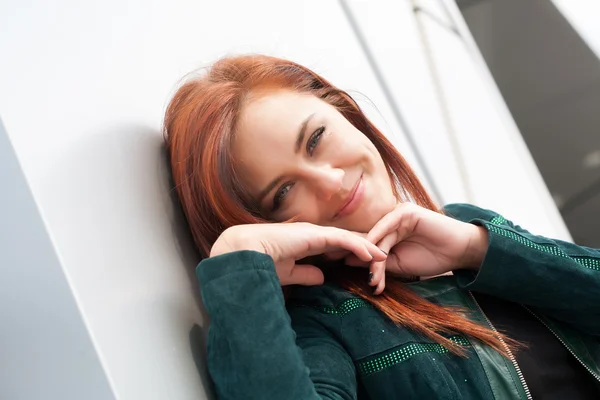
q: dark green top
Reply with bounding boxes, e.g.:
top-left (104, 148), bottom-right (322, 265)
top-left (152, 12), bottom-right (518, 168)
top-left (197, 203), bottom-right (600, 399)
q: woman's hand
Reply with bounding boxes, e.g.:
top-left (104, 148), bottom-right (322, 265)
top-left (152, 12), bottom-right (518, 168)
top-left (346, 203), bottom-right (489, 294)
top-left (210, 222), bottom-right (387, 286)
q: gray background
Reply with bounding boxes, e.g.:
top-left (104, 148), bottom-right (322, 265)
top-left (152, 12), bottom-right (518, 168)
top-left (460, 0), bottom-right (600, 247)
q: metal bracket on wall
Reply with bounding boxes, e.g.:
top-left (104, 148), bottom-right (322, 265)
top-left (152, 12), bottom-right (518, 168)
top-left (410, 0), bottom-right (475, 203)
top-left (339, 0), bottom-right (444, 204)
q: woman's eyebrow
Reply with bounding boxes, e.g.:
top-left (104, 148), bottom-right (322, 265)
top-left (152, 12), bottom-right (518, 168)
top-left (294, 113), bottom-right (315, 154)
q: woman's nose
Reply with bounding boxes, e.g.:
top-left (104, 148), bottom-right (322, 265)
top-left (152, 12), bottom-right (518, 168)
top-left (312, 166), bottom-right (344, 201)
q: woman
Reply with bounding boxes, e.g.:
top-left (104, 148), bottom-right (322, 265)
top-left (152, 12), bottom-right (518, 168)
top-left (164, 55), bottom-right (600, 399)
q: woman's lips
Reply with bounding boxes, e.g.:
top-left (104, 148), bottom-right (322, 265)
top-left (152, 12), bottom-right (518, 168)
top-left (334, 175), bottom-right (364, 219)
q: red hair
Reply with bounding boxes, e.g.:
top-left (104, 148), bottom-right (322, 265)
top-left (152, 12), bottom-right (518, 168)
top-left (164, 54), bottom-right (514, 356)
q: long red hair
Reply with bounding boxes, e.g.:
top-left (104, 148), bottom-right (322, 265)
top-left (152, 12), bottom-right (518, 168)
top-left (164, 54), bottom-right (513, 356)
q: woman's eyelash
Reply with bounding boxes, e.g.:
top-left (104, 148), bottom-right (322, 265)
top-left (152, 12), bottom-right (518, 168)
top-left (272, 182), bottom-right (293, 212)
top-left (306, 126), bottom-right (325, 155)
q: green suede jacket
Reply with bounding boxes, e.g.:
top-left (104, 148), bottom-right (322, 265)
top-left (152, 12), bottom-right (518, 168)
top-left (197, 203), bottom-right (600, 399)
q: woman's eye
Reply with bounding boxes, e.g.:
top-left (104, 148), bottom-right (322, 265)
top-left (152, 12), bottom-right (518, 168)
top-left (307, 126), bottom-right (325, 156)
top-left (272, 183), bottom-right (293, 212)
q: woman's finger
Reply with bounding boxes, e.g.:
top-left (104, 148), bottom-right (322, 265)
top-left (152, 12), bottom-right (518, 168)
top-left (367, 203), bottom-right (417, 246)
top-left (325, 229), bottom-right (387, 263)
top-left (344, 253), bottom-right (370, 267)
top-left (323, 249), bottom-right (352, 261)
top-left (335, 230), bottom-right (371, 264)
top-left (299, 227), bottom-right (386, 263)
top-left (288, 264), bottom-right (325, 286)
top-left (370, 232), bottom-right (398, 295)
top-left (348, 231), bottom-right (369, 239)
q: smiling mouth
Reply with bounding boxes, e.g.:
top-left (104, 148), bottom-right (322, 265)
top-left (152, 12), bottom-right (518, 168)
top-left (334, 174), bottom-right (364, 219)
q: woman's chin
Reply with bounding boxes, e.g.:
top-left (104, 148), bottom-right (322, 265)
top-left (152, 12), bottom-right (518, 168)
top-left (342, 202), bottom-right (396, 233)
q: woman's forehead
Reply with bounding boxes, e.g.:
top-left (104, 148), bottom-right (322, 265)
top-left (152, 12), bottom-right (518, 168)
top-left (240, 92), bottom-right (317, 129)
top-left (235, 92), bottom-right (323, 148)
top-left (231, 92), bottom-right (325, 195)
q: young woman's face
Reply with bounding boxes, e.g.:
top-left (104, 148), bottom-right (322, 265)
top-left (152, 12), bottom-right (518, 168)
top-left (233, 90), bottom-right (397, 233)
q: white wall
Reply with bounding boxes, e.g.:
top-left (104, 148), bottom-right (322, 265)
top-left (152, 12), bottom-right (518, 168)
top-left (0, 0), bottom-right (571, 399)
top-left (347, 0), bottom-right (571, 239)
top-left (0, 1), bottom-right (424, 399)
top-left (552, 0), bottom-right (600, 60)
top-left (0, 120), bottom-right (116, 400)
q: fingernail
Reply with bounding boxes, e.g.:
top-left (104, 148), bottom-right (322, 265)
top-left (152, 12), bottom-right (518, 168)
top-left (368, 272), bottom-right (373, 284)
top-left (372, 287), bottom-right (379, 295)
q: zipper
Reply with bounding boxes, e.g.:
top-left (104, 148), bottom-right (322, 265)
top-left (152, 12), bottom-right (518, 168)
top-left (469, 291), bottom-right (532, 400)
top-left (522, 306), bottom-right (600, 382)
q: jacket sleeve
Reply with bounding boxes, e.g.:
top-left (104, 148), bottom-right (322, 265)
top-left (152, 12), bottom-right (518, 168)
top-left (197, 250), bottom-right (357, 400)
top-left (443, 203), bottom-right (600, 336)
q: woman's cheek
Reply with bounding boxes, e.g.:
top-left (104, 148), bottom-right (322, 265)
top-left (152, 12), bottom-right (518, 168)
top-left (292, 202), bottom-right (321, 225)
top-left (297, 209), bottom-right (320, 225)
